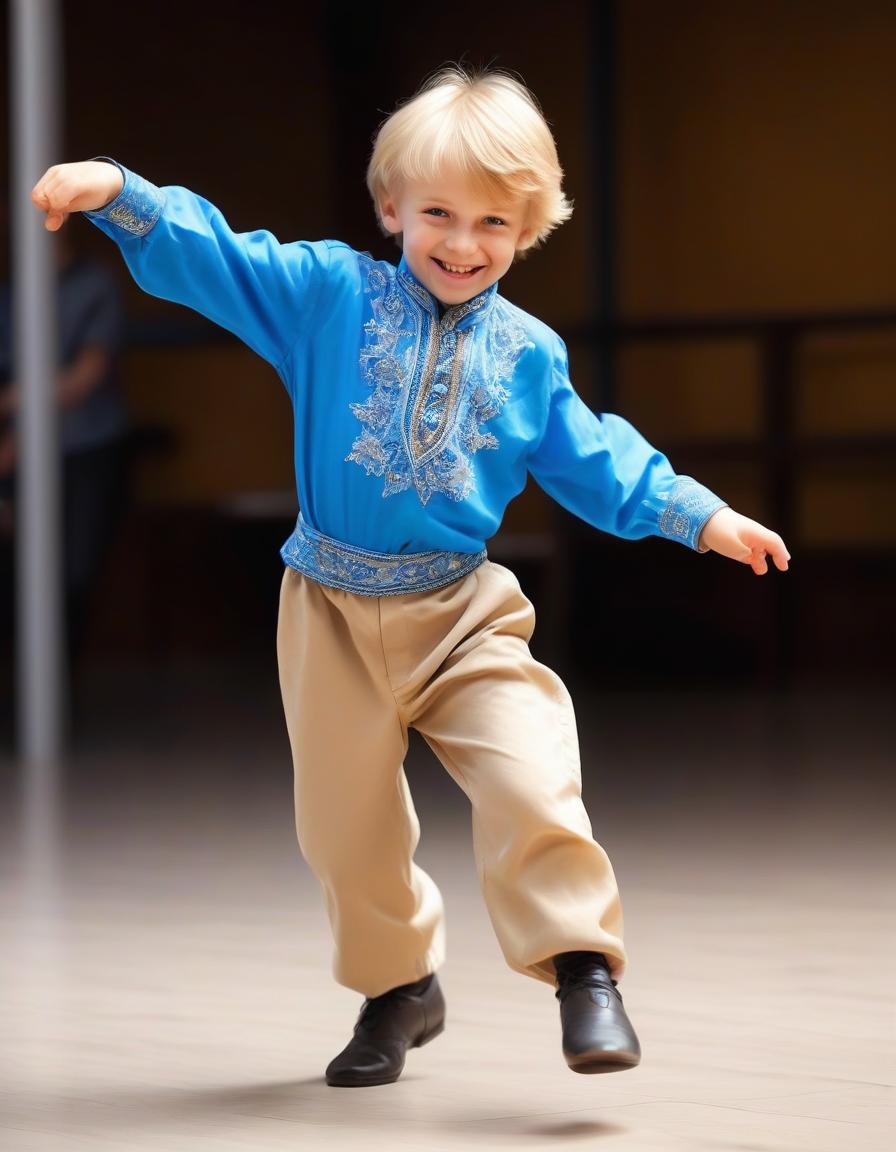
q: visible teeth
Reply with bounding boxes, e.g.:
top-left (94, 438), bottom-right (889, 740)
top-left (440, 261), bottom-right (476, 273)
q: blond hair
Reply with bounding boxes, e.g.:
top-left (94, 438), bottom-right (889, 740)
top-left (366, 64), bottom-right (573, 256)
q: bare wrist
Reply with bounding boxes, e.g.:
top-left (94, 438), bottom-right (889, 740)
top-left (91, 158), bottom-right (125, 207)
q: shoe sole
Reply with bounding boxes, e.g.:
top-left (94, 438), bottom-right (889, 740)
top-left (326, 1069), bottom-right (402, 1087)
top-left (325, 1020), bottom-right (445, 1087)
top-left (565, 1051), bottom-right (640, 1075)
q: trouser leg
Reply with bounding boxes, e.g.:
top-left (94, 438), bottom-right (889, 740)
top-left (405, 561), bottom-right (627, 986)
top-left (276, 567), bottom-right (444, 999)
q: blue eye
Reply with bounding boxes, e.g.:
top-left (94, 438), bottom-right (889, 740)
top-left (424, 208), bottom-right (448, 217)
top-left (486, 217), bottom-right (506, 227)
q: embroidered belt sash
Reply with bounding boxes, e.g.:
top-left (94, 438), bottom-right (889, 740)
top-left (280, 514), bottom-right (487, 596)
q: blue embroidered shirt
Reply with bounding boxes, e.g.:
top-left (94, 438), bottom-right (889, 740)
top-left (85, 161), bottom-right (728, 596)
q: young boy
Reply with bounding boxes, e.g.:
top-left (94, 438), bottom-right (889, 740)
top-left (32, 65), bottom-right (789, 1087)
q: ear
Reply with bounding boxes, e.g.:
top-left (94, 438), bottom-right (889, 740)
top-left (517, 225), bottom-right (537, 251)
top-left (378, 191), bottom-right (401, 235)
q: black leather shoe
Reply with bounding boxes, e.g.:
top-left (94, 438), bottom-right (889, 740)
top-left (325, 973), bottom-right (445, 1087)
top-left (554, 951), bottom-right (641, 1074)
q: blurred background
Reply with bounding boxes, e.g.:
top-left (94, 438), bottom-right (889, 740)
top-left (0, 3), bottom-right (893, 1148)
top-left (1, 0), bottom-right (893, 728)
top-left (3, 0), bottom-right (895, 728)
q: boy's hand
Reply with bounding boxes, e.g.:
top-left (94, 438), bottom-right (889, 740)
top-left (31, 161), bottom-right (124, 231)
top-left (697, 507), bottom-right (790, 575)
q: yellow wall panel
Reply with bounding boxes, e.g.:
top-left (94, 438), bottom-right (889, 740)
top-left (799, 332), bottom-right (896, 435)
top-left (800, 464), bottom-right (896, 545)
top-left (122, 347), bottom-right (294, 505)
top-left (616, 342), bottom-right (761, 441)
top-left (620, 1), bottom-right (896, 314)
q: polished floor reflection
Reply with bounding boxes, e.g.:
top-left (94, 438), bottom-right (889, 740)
top-left (1, 663), bottom-right (893, 1150)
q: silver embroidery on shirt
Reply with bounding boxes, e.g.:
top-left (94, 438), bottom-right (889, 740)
top-left (87, 164), bottom-right (165, 237)
top-left (280, 514), bottom-right (487, 596)
top-left (657, 477), bottom-right (728, 551)
top-left (346, 260), bottom-right (531, 505)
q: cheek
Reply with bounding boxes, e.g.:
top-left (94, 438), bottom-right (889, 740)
top-left (403, 222), bottom-right (427, 244)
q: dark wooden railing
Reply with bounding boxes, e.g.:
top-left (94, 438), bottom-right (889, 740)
top-left (562, 309), bottom-right (896, 685)
top-left (563, 308), bottom-right (896, 548)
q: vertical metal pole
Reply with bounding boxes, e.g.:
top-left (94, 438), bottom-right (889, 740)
top-left (11, 0), bottom-right (63, 766)
top-left (9, 3), bottom-right (64, 1077)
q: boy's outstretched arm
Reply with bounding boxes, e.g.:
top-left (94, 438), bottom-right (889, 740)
top-left (31, 159), bottom-right (329, 374)
top-left (697, 508), bottom-right (790, 575)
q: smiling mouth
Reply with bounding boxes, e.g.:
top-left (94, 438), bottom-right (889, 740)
top-left (432, 258), bottom-right (484, 277)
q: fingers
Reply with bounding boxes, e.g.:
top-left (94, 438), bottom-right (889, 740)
top-left (746, 534), bottom-right (791, 576)
top-left (45, 210), bottom-right (69, 232)
top-left (31, 167), bottom-right (70, 227)
top-left (31, 166), bottom-right (60, 211)
top-left (751, 549), bottom-right (769, 576)
top-left (766, 532), bottom-right (791, 573)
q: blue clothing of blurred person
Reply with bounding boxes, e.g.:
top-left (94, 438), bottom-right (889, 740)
top-left (0, 228), bottom-right (130, 694)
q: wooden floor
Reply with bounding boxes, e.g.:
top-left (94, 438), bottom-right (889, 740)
top-left (1, 665), bottom-right (893, 1150)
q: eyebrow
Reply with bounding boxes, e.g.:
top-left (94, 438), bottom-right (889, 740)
top-left (418, 196), bottom-right (517, 216)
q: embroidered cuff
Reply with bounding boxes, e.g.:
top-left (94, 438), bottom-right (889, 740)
top-left (84, 157), bottom-right (164, 237)
top-left (656, 477), bottom-right (728, 552)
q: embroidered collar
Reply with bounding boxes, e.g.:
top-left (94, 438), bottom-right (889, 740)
top-left (396, 253), bottom-right (498, 330)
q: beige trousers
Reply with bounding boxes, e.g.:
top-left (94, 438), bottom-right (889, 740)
top-left (277, 559), bottom-right (627, 999)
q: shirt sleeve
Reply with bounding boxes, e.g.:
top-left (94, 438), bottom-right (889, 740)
top-left (527, 338), bottom-right (728, 552)
top-left (83, 158), bottom-right (328, 370)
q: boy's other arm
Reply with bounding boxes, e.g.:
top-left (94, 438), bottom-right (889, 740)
top-left (528, 337), bottom-right (789, 572)
top-left (527, 338), bottom-right (725, 552)
top-left (31, 159), bottom-right (328, 371)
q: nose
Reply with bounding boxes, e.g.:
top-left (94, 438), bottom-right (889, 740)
top-left (444, 226), bottom-right (478, 259)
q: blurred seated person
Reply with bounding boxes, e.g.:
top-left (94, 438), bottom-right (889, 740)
top-left (0, 217), bottom-right (131, 697)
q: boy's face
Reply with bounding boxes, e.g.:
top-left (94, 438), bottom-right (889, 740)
top-left (378, 169), bottom-right (534, 307)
